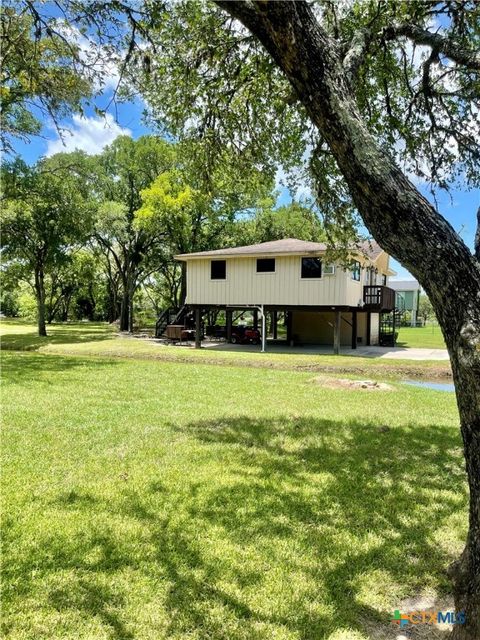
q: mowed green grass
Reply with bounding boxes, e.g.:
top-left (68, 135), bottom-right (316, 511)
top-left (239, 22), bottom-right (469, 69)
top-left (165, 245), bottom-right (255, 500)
top-left (0, 321), bottom-right (450, 381)
top-left (1, 323), bottom-right (466, 640)
top-left (396, 325), bottom-right (446, 349)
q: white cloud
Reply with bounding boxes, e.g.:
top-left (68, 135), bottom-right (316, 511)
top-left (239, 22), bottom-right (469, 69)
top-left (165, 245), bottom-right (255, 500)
top-left (275, 143), bottom-right (314, 201)
top-left (53, 20), bottom-right (122, 92)
top-left (46, 113), bottom-right (131, 156)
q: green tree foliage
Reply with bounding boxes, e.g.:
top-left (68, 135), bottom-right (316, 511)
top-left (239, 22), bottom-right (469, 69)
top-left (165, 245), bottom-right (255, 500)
top-left (135, 139), bottom-right (276, 306)
top-left (92, 135), bottom-right (176, 331)
top-left (0, 261), bottom-right (27, 316)
top-left (135, 1), bottom-right (308, 187)
top-left (237, 201), bottom-right (325, 245)
top-left (0, 7), bottom-right (92, 152)
top-left (122, 0), bottom-right (479, 241)
top-left (45, 249), bottom-right (105, 322)
top-left (8, 2), bottom-right (478, 215)
top-left (418, 293), bottom-right (435, 324)
top-left (0, 154), bottom-right (94, 336)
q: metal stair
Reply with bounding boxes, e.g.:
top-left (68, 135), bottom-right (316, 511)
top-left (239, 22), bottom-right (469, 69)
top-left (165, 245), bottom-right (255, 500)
top-left (155, 305), bottom-right (189, 338)
top-left (379, 307), bottom-right (404, 346)
top-left (155, 308), bottom-right (174, 338)
top-left (171, 305), bottom-right (188, 326)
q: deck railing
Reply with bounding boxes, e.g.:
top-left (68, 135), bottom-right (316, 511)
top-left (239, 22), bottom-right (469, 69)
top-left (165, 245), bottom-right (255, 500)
top-left (363, 285), bottom-right (395, 311)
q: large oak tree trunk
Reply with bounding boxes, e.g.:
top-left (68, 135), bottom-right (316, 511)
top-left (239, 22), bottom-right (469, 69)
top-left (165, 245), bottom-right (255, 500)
top-left (448, 350), bottom-right (480, 639)
top-left (107, 281), bottom-right (119, 324)
top-left (119, 271), bottom-right (132, 332)
top-left (128, 284), bottom-right (135, 333)
top-left (34, 266), bottom-right (47, 337)
top-left (119, 289), bottom-right (130, 332)
top-left (217, 2), bottom-right (480, 636)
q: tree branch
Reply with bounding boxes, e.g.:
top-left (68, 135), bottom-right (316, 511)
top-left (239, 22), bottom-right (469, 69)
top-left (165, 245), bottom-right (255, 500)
top-left (343, 27), bottom-right (372, 83)
top-left (384, 23), bottom-right (480, 70)
top-left (214, 0), bottom-right (288, 63)
top-left (475, 206), bottom-right (480, 262)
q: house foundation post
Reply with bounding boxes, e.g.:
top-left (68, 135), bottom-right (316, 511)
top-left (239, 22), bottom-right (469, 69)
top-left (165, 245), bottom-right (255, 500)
top-left (366, 312), bottom-right (371, 346)
top-left (392, 308), bottom-right (397, 347)
top-left (195, 308), bottom-right (202, 349)
top-left (351, 310), bottom-right (358, 349)
top-left (252, 309), bottom-right (258, 330)
top-left (260, 305), bottom-right (266, 353)
top-left (333, 310), bottom-right (341, 355)
top-left (286, 311), bottom-right (293, 345)
top-left (226, 309), bottom-right (232, 342)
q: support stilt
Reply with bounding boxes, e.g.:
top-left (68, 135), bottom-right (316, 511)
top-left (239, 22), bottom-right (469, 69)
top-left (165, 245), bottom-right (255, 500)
top-left (195, 309), bottom-right (202, 349)
top-left (226, 309), bottom-right (232, 342)
top-left (333, 310), bottom-right (341, 355)
top-left (351, 310), bottom-right (358, 349)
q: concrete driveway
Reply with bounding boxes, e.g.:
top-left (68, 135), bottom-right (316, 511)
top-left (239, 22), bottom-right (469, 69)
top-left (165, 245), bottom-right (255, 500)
top-left (201, 341), bottom-right (450, 361)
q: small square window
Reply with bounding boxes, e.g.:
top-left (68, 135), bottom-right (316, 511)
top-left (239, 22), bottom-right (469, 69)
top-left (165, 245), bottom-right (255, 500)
top-left (211, 260), bottom-right (226, 280)
top-left (323, 264), bottom-right (335, 275)
top-left (257, 258), bottom-right (275, 273)
top-left (351, 261), bottom-right (361, 281)
top-left (301, 257), bottom-right (322, 278)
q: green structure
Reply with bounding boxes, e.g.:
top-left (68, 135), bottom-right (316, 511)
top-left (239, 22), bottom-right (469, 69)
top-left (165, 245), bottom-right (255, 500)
top-left (390, 280), bottom-right (422, 326)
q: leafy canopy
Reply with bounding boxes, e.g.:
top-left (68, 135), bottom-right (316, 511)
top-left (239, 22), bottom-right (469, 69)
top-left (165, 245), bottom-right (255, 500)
top-left (1, 153), bottom-right (95, 271)
top-left (0, 7), bottom-right (92, 152)
top-left (123, 0), bottom-right (479, 236)
top-left (8, 1), bottom-right (479, 212)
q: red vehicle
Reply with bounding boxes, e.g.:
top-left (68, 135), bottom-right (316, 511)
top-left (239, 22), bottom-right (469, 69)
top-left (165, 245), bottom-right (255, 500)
top-left (230, 325), bottom-right (261, 344)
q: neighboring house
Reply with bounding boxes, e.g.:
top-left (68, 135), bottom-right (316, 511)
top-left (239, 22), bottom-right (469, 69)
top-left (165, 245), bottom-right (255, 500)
top-left (389, 280), bottom-right (422, 326)
top-left (175, 238), bottom-right (397, 352)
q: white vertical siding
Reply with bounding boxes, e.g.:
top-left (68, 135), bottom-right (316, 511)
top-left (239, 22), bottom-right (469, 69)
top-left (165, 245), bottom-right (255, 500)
top-left (370, 313), bottom-right (380, 345)
top-left (185, 256), bottom-right (364, 307)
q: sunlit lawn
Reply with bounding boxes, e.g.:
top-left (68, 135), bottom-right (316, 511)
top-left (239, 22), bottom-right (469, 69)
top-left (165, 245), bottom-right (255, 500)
top-left (0, 320), bottom-right (450, 380)
top-left (1, 321), bottom-right (466, 639)
top-left (396, 325), bottom-right (446, 349)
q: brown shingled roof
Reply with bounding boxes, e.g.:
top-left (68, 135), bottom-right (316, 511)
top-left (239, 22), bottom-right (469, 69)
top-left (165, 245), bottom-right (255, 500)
top-left (358, 239), bottom-right (383, 261)
top-left (175, 238), bottom-right (384, 261)
top-left (175, 238), bottom-right (327, 259)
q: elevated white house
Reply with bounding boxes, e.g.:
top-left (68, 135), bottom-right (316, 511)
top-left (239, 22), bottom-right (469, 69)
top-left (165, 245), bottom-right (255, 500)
top-left (175, 238), bottom-right (397, 352)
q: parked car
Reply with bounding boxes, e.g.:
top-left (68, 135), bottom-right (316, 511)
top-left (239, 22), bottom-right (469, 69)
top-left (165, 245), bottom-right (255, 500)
top-left (230, 325), bottom-right (261, 344)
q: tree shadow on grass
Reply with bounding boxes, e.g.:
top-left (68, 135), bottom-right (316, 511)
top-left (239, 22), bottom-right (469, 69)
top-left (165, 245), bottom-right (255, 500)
top-left (2, 515), bottom-right (135, 640)
top-left (161, 416), bottom-right (467, 638)
top-left (2, 415), bottom-right (467, 639)
top-left (0, 322), bottom-right (114, 353)
top-left (0, 351), bottom-right (119, 386)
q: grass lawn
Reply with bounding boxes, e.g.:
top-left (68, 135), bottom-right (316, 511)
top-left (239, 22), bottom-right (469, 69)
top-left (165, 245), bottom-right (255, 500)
top-left (396, 325), bottom-right (446, 350)
top-left (1, 321), bottom-right (466, 639)
top-left (0, 320), bottom-right (451, 380)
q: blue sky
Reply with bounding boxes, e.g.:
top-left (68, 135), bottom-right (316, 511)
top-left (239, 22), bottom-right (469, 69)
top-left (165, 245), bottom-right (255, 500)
top-left (12, 92), bottom-right (479, 281)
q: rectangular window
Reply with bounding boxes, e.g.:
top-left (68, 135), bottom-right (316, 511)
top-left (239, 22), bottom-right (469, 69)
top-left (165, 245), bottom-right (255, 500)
top-left (351, 261), bottom-right (361, 281)
top-left (211, 259), bottom-right (226, 280)
top-left (256, 258), bottom-right (275, 273)
top-left (382, 274), bottom-right (387, 286)
top-left (301, 257), bottom-right (322, 279)
top-left (323, 263), bottom-right (335, 275)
